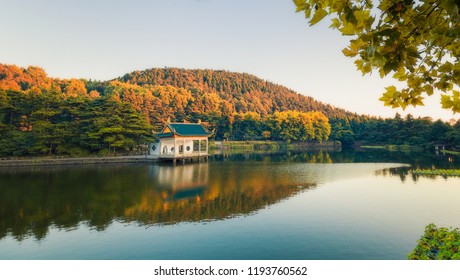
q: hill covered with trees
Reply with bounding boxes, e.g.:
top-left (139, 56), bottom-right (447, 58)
top-left (1, 64), bottom-right (459, 157)
top-left (0, 64), bottom-right (338, 156)
top-left (116, 68), bottom-right (362, 119)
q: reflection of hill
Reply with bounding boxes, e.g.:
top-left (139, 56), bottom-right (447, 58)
top-left (0, 162), bottom-right (315, 241)
top-left (123, 162), bottom-right (315, 225)
top-left (2, 149), bottom-right (446, 242)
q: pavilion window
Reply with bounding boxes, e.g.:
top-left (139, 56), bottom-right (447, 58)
top-left (200, 139), bottom-right (207, 152)
top-left (193, 140), bottom-right (199, 152)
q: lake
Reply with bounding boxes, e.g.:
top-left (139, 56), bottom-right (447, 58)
top-left (0, 149), bottom-right (459, 259)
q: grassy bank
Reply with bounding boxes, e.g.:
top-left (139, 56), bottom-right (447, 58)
top-left (412, 169), bottom-right (460, 177)
top-left (212, 140), bottom-right (340, 152)
top-left (360, 145), bottom-right (386, 149)
top-left (441, 149), bottom-right (460, 156)
top-left (360, 144), bottom-right (423, 152)
top-left (0, 155), bottom-right (158, 167)
top-left (231, 140), bottom-right (280, 150)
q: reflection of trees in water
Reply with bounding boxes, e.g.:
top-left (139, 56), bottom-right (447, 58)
top-left (123, 185), bottom-right (313, 225)
top-left (124, 163), bottom-right (315, 225)
top-left (1, 149), bottom-right (457, 241)
top-left (375, 167), bottom-right (458, 182)
top-left (375, 167), bottom-right (414, 182)
top-left (327, 149), bottom-right (459, 169)
top-left (0, 165), bottom-right (150, 241)
top-left (0, 163), bottom-right (315, 241)
top-left (213, 149), bottom-right (459, 169)
top-left (214, 150), bottom-right (334, 163)
top-left (362, 148), bottom-right (460, 182)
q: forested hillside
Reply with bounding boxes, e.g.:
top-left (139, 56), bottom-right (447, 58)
top-left (0, 64), bottom-right (336, 156)
top-left (117, 68), bottom-right (362, 119)
top-left (1, 64), bottom-right (459, 157)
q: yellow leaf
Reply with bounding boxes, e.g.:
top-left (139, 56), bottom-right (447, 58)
top-left (330, 18), bottom-right (340, 29)
top-left (385, 85), bottom-right (397, 95)
top-left (310, 9), bottom-right (328, 25)
top-left (342, 47), bottom-right (357, 57)
top-left (424, 84), bottom-right (434, 96)
top-left (415, 98), bottom-right (425, 106)
top-left (340, 22), bottom-right (356, 35)
top-left (392, 68), bottom-right (406, 81)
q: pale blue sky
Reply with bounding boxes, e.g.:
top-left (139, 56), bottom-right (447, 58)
top-left (0, 0), bottom-right (456, 121)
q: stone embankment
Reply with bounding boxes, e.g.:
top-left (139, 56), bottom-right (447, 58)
top-left (0, 155), bottom-right (159, 167)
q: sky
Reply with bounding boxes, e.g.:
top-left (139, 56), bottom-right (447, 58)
top-left (0, 0), bottom-right (457, 121)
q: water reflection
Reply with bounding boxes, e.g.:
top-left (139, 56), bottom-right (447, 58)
top-left (214, 150), bottom-right (335, 163)
top-left (0, 162), bottom-right (315, 242)
top-left (1, 149), bottom-right (458, 243)
top-left (0, 165), bottom-right (149, 241)
top-left (375, 167), bottom-right (458, 182)
top-left (213, 148), bottom-right (459, 169)
top-left (375, 167), bottom-right (413, 182)
top-left (123, 162), bottom-right (316, 226)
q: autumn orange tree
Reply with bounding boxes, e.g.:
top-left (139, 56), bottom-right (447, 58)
top-left (294, 0), bottom-right (460, 113)
top-left (266, 110), bottom-right (331, 142)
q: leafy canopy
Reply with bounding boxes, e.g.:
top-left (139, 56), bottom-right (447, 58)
top-left (408, 223), bottom-right (460, 260)
top-left (293, 0), bottom-right (460, 113)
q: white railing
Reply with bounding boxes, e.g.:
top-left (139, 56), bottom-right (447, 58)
top-left (160, 151), bottom-right (208, 158)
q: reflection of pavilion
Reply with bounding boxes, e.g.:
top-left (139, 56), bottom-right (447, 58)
top-left (123, 161), bottom-right (318, 225)
top-left (150, 163), bottom-right (209, 201)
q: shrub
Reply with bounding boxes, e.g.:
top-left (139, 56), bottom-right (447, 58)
top-left (408, 224), bottom-right (460, 260)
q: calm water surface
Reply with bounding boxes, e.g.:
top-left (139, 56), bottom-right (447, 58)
top-left (0, 150), bottom-right (459, 259)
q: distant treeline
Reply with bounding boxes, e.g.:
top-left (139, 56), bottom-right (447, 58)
top-left (0, 64), bottom-right (459, 156)
top-left (330, 114), bottom-right (460, 148)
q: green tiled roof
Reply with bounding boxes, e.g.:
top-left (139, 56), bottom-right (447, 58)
top-left (154, 132), bottom-right (174, 138)
top-left (155, 123), bottom-right (212, 138)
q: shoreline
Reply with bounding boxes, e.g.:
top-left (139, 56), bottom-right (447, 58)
top-left (0, 140), bottom-right (341, 167)
top-left (0, 155), bottom-right (160, 167)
